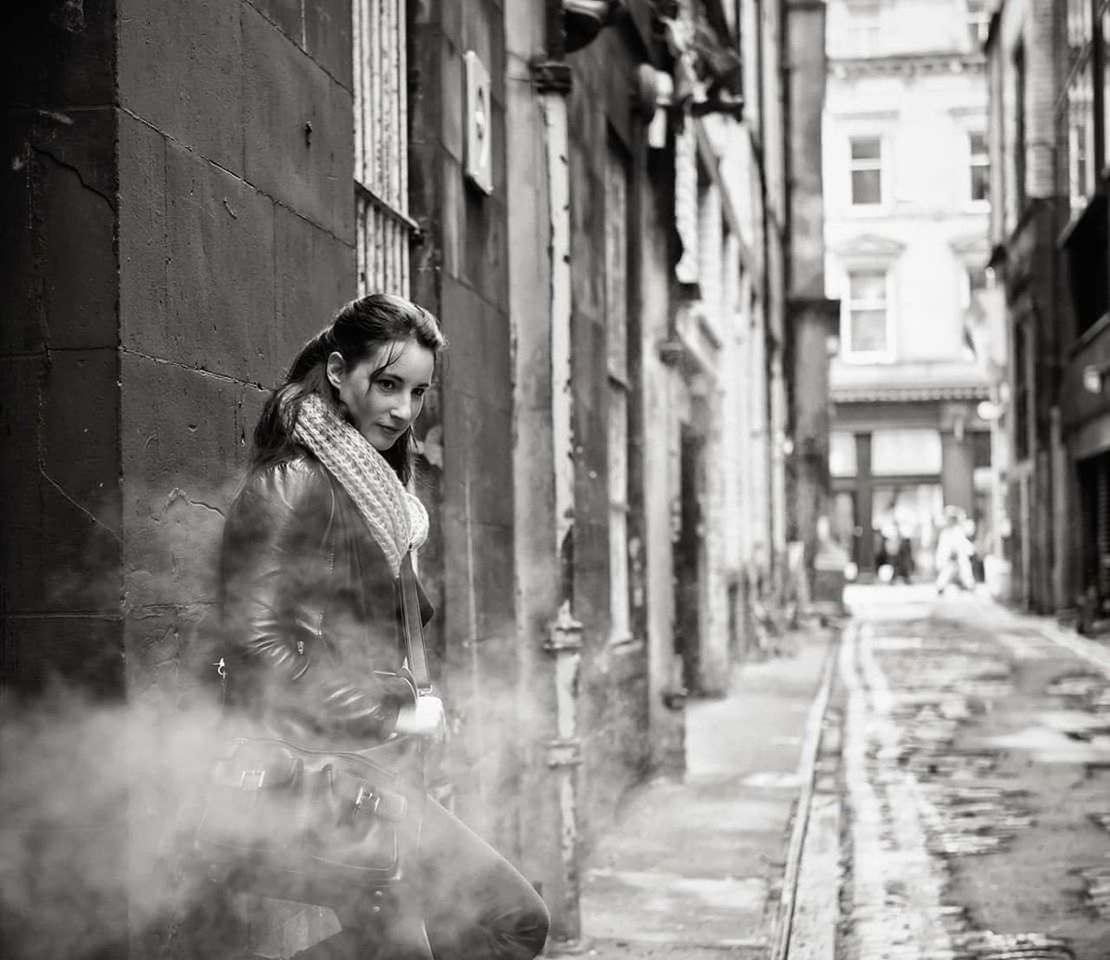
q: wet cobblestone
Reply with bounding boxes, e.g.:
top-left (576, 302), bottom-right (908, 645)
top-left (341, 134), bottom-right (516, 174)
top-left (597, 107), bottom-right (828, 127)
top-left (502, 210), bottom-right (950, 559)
top-left (839, 611), bottom-right (1094, 960)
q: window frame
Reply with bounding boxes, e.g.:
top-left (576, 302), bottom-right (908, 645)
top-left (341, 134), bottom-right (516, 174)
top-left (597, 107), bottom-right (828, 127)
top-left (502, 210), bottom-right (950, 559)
top-left (968, 130), bottom-right (990, 206)
top-left (353, 0), bottom-right (417, 297)
top-left (848, 135), bottom-right (885, 208)
top-left (965, 0), bottom-right (991, 51)
top-left (841, 267), bottom-right (894, 363)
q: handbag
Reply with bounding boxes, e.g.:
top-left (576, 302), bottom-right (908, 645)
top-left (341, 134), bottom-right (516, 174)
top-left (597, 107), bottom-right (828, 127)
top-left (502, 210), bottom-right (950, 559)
top-left (188, 551), bottom-right (433, 904)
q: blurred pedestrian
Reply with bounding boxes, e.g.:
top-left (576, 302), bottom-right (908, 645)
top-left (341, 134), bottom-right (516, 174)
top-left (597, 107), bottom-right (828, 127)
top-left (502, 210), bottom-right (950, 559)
top-left (934, 507), bottom-right (975, 595)
top-left (893, 534), bottom-right (915, 584)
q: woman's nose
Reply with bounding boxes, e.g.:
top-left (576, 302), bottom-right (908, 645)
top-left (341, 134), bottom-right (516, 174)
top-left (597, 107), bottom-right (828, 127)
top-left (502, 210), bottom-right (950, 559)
top-left (391, 395), bottom-right (413, 422)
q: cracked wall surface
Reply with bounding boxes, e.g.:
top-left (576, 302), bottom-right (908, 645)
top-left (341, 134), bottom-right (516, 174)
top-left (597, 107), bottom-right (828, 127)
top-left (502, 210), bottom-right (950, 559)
top-left (2, 1), bottom-right (355, 700)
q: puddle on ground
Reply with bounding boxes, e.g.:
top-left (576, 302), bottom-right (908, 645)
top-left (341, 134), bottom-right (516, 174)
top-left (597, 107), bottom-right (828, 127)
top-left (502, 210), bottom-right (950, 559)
top-left (950, 931), bottom-right (1075, 959)
top-left (842, 619), bottom-right (1076, 960)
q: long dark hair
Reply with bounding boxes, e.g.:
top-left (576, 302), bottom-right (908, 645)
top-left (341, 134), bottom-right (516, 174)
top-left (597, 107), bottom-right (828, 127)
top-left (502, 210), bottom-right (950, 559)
top-left (252, 293), bottom-right (447, 482)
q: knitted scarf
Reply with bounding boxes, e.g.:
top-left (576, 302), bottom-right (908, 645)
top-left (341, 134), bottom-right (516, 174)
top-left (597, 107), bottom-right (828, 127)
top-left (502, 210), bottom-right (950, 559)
top-left (293, 393), bottom-right (429, 578)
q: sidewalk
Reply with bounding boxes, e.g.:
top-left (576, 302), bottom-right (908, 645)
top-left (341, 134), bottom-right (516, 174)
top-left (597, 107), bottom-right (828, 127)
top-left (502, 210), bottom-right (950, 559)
top-left (577, 624), bottom-right (842, 959)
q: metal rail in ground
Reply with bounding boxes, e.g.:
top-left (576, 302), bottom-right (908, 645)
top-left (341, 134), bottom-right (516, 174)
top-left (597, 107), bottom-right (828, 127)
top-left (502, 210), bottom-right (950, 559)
top-left (768, 621), bottom-right (846, 960)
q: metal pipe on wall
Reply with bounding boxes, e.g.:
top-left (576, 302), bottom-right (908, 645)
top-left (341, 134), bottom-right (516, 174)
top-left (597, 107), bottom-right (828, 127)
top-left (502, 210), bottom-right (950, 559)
top-left (539, 81), bottom-right (584, 946)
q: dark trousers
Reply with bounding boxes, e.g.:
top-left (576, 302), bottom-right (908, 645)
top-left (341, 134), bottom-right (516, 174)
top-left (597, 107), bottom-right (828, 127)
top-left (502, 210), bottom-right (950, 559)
top-left (292, 797), bottom-right (549, 960)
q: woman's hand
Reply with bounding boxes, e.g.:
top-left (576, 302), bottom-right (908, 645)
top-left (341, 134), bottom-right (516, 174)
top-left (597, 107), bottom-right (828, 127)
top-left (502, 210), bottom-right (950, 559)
top-left (394, 694), bottom-right (447, 741)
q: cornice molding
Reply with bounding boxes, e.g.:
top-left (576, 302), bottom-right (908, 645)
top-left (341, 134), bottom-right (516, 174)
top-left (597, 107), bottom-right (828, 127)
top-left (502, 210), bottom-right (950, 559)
top-left (829, 233), bottom-right (907, 260)
top-left (829, 52), bottom-right (987, 80)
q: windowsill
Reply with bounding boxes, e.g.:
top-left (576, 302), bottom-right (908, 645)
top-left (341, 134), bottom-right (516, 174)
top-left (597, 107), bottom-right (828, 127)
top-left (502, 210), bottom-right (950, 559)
top-left (846, 203), bottom-right (889, 217)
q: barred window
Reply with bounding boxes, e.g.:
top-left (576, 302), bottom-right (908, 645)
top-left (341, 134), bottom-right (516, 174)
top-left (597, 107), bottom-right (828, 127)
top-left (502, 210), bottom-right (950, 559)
top-left (353, 0), bottom-right (417, 296)
top-left (605, 144), bottom-right (633, 646)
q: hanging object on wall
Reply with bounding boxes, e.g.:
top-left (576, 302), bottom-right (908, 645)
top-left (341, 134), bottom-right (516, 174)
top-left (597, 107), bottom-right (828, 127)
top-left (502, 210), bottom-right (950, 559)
top-left (636, 65), bottom-right (674, 149)
top-left (563, 0), bottom-right (624, 53)
top-left (464, 51), bottom-right (493, 195)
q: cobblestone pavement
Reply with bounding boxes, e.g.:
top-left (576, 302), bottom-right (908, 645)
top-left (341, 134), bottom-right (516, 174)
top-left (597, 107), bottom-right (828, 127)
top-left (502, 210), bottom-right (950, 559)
top-left (839, 586), bottom-right (1110, 960)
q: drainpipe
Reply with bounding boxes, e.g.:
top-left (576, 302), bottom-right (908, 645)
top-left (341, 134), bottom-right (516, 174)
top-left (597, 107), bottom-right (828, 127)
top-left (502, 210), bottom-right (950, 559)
top-left (533, 29), bottom-right (583, 949)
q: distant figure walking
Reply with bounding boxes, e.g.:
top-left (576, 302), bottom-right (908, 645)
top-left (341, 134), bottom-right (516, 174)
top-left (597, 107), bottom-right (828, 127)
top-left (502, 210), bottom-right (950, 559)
top-left (893, 535), bottom-right (915, 584)
top-left (934, 508), bottom-right (975, 594)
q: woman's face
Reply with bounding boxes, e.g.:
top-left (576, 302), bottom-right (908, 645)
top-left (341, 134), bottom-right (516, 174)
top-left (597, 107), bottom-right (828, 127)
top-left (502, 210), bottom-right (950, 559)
top-left (327, 339), bottom-right (435, 451)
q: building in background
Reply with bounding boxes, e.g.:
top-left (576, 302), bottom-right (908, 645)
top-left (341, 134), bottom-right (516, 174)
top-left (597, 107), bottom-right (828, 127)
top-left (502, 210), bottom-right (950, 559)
top-left (823, 0), bottom-right (997, 581)
top-left (986, 0), bottom-right (1110, 626)
top-left (1, 0), bottom-right (827, 953)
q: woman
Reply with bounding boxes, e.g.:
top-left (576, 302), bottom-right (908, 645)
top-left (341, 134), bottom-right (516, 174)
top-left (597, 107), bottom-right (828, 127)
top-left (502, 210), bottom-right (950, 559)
top-left (218, 294), bottom-right (549, 959)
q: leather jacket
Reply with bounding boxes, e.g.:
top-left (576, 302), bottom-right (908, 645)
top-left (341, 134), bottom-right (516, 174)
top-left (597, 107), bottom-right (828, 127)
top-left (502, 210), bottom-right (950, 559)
top-left (218, 452), bottom-right (431, 749)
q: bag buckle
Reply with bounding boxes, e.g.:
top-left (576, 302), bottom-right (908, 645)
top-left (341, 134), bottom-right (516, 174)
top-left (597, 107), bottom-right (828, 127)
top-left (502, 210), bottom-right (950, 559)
top-left (239, 769), bottom-right (266, 791)
top-left (353, 783), bottom-right (380, 814)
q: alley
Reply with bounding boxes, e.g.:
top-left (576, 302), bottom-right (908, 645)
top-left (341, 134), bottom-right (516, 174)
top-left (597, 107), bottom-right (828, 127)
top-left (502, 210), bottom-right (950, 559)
top-left (840, 587), bottom-right (1110, 960)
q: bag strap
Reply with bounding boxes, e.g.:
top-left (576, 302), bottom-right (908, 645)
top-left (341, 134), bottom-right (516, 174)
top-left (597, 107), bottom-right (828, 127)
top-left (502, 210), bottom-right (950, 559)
top-left (399, 551), bottom-right (432, 692)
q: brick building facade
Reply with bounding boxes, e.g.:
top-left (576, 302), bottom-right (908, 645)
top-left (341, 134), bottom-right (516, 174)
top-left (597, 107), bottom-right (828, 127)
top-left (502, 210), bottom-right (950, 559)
top-left (986, 0), bottom-right (1110, 625)
top-left (2, 1), bottom-right (826, 953)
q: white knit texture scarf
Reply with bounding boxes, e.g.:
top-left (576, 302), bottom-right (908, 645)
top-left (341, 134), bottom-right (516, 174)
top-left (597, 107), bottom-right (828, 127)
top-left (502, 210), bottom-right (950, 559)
top-left (293, 394), bottom-right (429, 577)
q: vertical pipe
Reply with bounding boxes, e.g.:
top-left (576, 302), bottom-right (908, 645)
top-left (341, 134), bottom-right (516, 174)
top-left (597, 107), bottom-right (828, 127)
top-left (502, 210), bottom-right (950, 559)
top-left (540, 83), bottom-right (584, 948)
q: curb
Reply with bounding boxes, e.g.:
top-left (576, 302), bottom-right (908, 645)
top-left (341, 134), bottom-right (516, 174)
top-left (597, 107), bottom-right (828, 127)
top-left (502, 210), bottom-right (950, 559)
top-left (768, 621), bottom-right (845, 960)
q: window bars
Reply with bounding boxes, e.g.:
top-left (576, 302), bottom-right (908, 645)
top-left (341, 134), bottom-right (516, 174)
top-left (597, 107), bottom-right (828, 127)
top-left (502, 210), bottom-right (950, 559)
top-left (353, 0), bottom-right (416, 297)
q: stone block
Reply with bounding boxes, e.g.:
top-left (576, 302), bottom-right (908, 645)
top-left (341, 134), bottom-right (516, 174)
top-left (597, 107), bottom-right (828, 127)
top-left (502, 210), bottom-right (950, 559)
top-left (1, 351), bottom-right (121, 615)
top-left (274, 204), bottom-right (355, 362)
top-left (118, 111), bottom-right (167, 350)
top-left (461, 0), bottom-right (492, 67)
top-left (462, 188), bottom-right (507, 306)
top-left (0, 615), bottom-right (125, 698)
top-left (251, 0), bottom-right (304, 42)
top-left (441, 390), bottom-right (514, 531)
top-left (162, 142), bottom-right (276, 383)
top-left (440, 156), bottom-right (462, 278)
top-left (243, 3), bottom-right (354, 240)
top-left (39, 349), bottom-right (124, 612)
top-left (305, 0), bottom-right (353, 88)
top-left (118, 0), bottom-right (244, 175)
top-left (440, 274), bottom-right (511, 412)
top-left (0, 113), bottom-right (119, 355)
top-left (440, 40), bottom-right (463, 162)
top-left (5, 1), bottom-right (116, 108)
top-left (0, 357), bottom-right (43, 609)
top-left (0, 126), bottom-right (42, 356)
top-left (41, 152), bottom-right (118, 351)
top-left (121, 354), bottom-right (258, 609)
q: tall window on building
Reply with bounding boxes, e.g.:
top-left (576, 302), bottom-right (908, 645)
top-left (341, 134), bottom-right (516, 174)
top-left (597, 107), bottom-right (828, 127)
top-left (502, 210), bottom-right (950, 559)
top-left (605, 144), bottom-right (632, 645)
top-left (849, 136), bottom-right (883, 206)
top-left (1013, 319), bottom-right (1029, 462)
top-left (1013, 41), bottom-right (1027, 214)
top-left (353, 0), bottom-right (416, 296)
top-left (846, 1), bottom-right (880, 57)
top-left (844, 270), bottom-right (890, 359)
top-left (965, 0), bottom-right (990, 49)
top-left (969, 131), bottom-right (990, 203)
top-left (1059, 0), bottom-right (1103, 214)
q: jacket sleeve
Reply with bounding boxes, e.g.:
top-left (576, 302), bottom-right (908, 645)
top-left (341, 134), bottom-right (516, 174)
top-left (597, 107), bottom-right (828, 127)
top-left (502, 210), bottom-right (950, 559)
top-left (220, 459), bottom-right (417, 740)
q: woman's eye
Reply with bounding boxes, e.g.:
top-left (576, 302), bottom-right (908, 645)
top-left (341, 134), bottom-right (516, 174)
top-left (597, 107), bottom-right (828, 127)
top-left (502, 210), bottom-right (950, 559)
top-left (375, 379), bottom-right (396, 393)
top-left (413, 388), bottom-right (426, 400)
